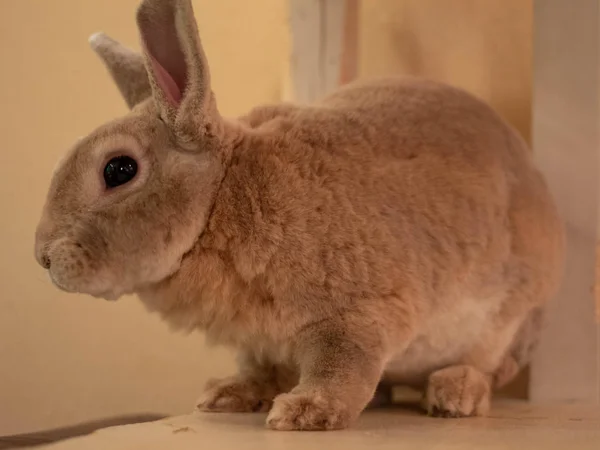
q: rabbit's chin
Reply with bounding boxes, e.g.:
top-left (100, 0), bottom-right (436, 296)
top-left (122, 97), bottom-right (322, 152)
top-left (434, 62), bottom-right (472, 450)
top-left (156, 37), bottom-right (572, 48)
top-left (48, 268), bottom-right (131, 302)
top-left (89, 290), bottom-right (126, 302)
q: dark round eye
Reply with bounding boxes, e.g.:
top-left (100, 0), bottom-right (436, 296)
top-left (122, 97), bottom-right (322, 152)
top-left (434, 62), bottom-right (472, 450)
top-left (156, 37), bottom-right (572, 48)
top-left (103, 156), bottom-right (138, 189)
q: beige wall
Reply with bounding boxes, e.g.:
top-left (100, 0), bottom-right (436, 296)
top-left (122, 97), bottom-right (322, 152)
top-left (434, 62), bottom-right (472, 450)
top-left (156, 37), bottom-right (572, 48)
top-left (0, 0), bottom-right (532, 434)
top-left (0, 0), bottom-right (288, 435)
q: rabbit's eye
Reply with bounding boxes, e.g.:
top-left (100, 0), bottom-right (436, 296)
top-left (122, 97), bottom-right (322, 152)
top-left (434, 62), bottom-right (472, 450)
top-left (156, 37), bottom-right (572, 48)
top-left (104, 156), bottom-right (138, 189)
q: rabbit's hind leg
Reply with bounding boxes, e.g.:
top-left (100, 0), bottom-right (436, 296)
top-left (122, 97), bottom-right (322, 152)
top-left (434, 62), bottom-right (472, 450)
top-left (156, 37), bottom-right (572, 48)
top-left (422, 308), bottom-right (535, 418)
top-left (424, 365), bottom-right (492, 418)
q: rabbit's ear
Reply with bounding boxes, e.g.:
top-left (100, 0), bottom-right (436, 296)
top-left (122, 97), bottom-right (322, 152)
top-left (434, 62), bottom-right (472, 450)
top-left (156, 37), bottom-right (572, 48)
top-left (89, 33), bottom-right (152, 109)
top-left (137, 0), bottom-right (219, 144)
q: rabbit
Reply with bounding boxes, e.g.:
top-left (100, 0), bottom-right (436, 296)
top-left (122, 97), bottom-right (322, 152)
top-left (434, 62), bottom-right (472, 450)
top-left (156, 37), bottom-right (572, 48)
top-left (34, 0), bottom-right (564, 431)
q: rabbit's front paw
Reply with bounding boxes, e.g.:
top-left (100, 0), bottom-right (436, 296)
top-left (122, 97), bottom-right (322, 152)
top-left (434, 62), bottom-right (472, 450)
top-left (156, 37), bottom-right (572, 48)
top-left (425, 365), bottom-right (491, 418)
top-left (266, 390), bottom-right (354, 431)
top-left (196, 376), bottom-right (275, 413)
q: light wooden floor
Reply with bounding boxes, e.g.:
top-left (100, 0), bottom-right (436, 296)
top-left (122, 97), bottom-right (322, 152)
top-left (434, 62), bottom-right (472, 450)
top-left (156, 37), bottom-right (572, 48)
top-left (18, 401), bottom-right (600, 450)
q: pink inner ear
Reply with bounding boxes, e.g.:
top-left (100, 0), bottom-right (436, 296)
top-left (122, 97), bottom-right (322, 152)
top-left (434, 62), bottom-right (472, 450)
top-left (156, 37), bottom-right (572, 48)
top-left (148, 53), bottom-right (182, 107)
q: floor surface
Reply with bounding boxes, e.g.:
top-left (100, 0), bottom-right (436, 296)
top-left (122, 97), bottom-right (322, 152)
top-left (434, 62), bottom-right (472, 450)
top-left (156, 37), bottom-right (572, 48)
top-left (17, 401), bottom-right (599, 450)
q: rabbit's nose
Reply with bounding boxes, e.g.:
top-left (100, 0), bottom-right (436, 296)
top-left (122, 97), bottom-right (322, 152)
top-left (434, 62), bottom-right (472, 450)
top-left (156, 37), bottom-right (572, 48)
top-left (34, 243), bottom-right (51, 269)
top-left (40, 254), bottom-right (51, 269)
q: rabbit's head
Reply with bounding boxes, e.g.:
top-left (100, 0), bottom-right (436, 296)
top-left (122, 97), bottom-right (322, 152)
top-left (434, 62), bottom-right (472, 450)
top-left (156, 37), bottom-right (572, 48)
top-left (35, 0), bottom-right (230, 300)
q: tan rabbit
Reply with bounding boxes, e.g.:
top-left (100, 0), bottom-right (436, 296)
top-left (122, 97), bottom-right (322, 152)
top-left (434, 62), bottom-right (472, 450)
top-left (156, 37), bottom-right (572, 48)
top-left (34, 0), bottom-right (564, 431)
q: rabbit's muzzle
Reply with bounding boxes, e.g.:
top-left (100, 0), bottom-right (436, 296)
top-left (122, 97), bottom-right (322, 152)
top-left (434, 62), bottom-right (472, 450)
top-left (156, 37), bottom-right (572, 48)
top-left (35, 227), bottom-right (119, 300)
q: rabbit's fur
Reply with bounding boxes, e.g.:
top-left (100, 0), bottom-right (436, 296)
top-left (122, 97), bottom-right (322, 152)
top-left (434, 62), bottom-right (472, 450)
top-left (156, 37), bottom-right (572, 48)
top-left (35, 0), bottom-right (564, 431)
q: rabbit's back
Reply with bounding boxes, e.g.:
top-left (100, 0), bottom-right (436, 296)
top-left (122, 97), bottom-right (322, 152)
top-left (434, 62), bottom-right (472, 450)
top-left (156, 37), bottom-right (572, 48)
top-left (243, 77), bottom-right (562, 304)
